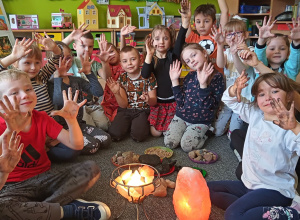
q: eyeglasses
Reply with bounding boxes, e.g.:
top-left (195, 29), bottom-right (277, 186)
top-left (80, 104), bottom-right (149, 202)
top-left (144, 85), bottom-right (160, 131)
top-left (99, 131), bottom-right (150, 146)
top-left (225, 31), bottom-right (244, 39)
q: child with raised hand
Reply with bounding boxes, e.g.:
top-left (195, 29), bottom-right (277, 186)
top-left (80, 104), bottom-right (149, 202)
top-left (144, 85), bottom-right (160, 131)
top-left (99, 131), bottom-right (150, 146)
top-left (210, 18), bottom-right (256, 138)
top-left (120, 24), bottom-right (137, 50)
top-left (48, 42), bottom-right (111, 155)
top-left (141, 0), bottom-right (191, 137)
top-left (208, 71), bottom-right (300, 220)
top-left (107, 46), bottom-right (157, 142)
top-left (185, 0), bottom-right (228, 73)
top-left (97, 34), bottom-right (124, 122)
top-left (164, 43), bottom-right (224, 152)
top-left (11, 32), bottom-right (63, 115)
top-left (255, 16), bottom-right (300, 81)
top-left (0, 69), bottom-right (111, 220)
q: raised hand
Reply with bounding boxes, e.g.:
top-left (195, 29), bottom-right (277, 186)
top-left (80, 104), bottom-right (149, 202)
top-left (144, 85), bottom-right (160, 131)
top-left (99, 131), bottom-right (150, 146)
top-left (106, 77), bottom-right (121, 95)
top-left (179, 0), bottom-right (191, 27)
top-left (50, 88), bottom-right (86, 120)
top-left (145, 36), bottom-right (156, 57)
top-left (54, 57), bottom-right (74, 77)
top-left (169, 60), bottom-right (182, 82)
top-left (35, 32), bottom-right (58, 52)
top-left (78, 52), bottom-right (94, 75)
top-left (239, 50), bottom-right (259, 67)
top-left (271, 99), bottom-right (297, 129)
top-left (256, 16), bottom-right (276, 40)
top-left (11, 38), bottom-right (34, 60)
top-left (233, 70), bottom-right (249, 102)
top-left (0, 95), bottom-right (31, 133)
top-left (197, 62), bottom-right (214, 88)
top-left (96, 37), bottom-right (115, 63)
top-left (70, 23), bottom-right (90, 43)
top-left (0, 131), bottom-right (23, 174)
top-left (228, 34), bottom-right (245, 55)
top-left (210, 24), bottom-right (225, 45)
top-left (120, 25), bottom-right (137, 36)
top-left (288, 17), bottom-right (300, 45)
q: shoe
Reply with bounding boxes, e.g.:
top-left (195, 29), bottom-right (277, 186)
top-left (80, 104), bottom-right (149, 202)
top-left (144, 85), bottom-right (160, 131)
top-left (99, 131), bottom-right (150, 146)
top-left (65, 199), bottom-right (111, 220)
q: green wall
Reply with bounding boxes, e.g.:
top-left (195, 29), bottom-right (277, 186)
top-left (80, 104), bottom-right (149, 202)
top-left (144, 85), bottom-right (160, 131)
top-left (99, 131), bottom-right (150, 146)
top-left (3, 0), bottom-right (220, 29)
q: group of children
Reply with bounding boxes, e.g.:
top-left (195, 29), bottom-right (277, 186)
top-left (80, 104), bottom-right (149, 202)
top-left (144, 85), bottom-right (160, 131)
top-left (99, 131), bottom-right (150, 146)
top-left (0, 0), bottom-right (300, 219)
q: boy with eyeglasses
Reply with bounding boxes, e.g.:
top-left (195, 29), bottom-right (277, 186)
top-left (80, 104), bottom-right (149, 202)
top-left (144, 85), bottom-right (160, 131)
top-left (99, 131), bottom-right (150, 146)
top-left (210, 17), bottom-right (257, 139)
top-left (185, 0), bottom-right (228, 73)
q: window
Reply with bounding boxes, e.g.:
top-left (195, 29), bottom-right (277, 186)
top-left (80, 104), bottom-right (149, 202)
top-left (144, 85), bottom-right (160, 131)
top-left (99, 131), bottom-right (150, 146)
top-left (92, 10), bottom-right (96, 15)
top-left (127, 19), bottom-right (130, 24)
top-left (93, 19), bottom-right (96, 24)
top-left (108, 20), bottom-right (110, 24)
top-left (112, 19), bottom-right (115, 25)
top-left (157, 10), bottom-right (160, 13)
top-left (86, 10), bottom-right (89, 15)
top-left (152, 10), bottom-right (155, 13)
top-left (79, 10), bottom-right (81, 15)
top-left (86, 19), bottom-right (90, 24)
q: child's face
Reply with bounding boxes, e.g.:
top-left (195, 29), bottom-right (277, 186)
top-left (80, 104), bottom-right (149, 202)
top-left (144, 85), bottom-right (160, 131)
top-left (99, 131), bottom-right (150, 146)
top-left (225, 30), bottom-right (246, 45)
top-left (182, 48), bottom-right (207, 70)
top-left (16, 56), bottom-right (42, 79)
top-left (108, 46), bottom-right (120, 65)
top-left (152, 30), bottom-right (171, 54)
top-left (120, 50), bottom-right (141, 75)
top-left (73, 37), bottom-right (94, 58)
top-left (63, 47), bottom-right (73, 70)
top-left (0, 76), bottom-right (37, 113)
top-left (256, 81), bottom-right (289, 116)
top-left (266, 37), bottom-right (289, 68)
top-left (194, 13), bottom-right (214, 36)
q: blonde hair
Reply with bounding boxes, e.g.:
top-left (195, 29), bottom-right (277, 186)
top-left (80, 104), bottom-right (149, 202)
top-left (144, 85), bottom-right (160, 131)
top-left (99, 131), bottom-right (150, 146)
top-left (180, 43), bottom-right (209, 66)
top-left (223, 19), bottom-right (247, 33)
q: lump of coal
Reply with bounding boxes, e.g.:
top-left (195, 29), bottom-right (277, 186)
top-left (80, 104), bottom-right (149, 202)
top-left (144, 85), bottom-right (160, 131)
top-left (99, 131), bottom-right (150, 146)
top-left (139, 154), bottom-right (161, 166)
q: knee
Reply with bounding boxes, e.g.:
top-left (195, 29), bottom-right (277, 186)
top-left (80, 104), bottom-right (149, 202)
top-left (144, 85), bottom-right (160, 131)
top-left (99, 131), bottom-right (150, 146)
top-left (131, 129), bottom-right (149, 142)
top-left (82, 160), bottom-right (101, 179)
top-left (150, 127), bottom-right (162, 137)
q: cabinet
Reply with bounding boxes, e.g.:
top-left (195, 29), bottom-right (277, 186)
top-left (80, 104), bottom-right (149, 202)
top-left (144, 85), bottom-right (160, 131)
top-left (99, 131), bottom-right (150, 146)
top-left (226, 0), bottom-right (295, 42)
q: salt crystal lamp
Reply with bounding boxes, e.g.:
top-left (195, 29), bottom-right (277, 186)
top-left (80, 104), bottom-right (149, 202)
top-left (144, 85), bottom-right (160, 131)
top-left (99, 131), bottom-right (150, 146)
top-left (173, 167), bottom-right (211, 220)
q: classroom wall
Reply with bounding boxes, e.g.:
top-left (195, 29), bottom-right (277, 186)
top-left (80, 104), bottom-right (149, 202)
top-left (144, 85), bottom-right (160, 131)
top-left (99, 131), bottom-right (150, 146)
top-left (3, 0), bottom-right (220, 29)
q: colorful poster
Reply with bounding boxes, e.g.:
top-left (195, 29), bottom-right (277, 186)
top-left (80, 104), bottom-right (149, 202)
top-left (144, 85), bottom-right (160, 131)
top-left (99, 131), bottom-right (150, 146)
top-left (0, 15), bottom-right (8, 30)
top-left (0, 36), bottom-right (12, 58)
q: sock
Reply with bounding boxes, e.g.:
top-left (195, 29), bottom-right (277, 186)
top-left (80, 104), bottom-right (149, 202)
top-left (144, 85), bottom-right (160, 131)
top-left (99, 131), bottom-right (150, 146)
top-left (62, 204), bottom-right (74, 219)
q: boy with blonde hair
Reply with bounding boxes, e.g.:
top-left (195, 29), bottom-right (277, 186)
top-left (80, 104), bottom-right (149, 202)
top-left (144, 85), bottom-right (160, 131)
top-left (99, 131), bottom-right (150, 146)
top-left (0, 69), bottom-right (110, 220)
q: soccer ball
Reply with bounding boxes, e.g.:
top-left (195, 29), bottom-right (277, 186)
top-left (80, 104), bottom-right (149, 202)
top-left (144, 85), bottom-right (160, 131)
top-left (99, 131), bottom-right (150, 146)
top-left (199, 39), bottom-right (215, 55)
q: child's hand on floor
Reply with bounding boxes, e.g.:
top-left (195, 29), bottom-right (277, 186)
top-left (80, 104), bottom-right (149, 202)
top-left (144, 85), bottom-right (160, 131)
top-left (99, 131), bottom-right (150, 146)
top-left (120, 25), bottom-right (136, 36)
top-left (106, 77), bottom-right (121, 95)
top-left (70, 23), bottom-right (90, 43)
top-left (288, 17), bottom-right (300, 46)
top-left (11, 37), bottom-right (34, 60)
top-left (0, 131), bottom-right (23, 174)
top-left (197, 62), bottom-right (214, 88)
top-left (210, 24), bottom-right (225, 45)
top-left (0, 95), bottom-right (31, 133)
top-left (50, 88), bottom-right (86, 120)
top-left (78, 52), bottom-right (94, 75)
top-left (96, 37), bottom-right (115, 63)
top-left (256, 16), bottom-right (276, 44)
top-left (232, 70), bottom-right (249, 102)
top-left (54, 57), bottom-right (74, 78)
top-left (271, 99), bottom-right (298, 130)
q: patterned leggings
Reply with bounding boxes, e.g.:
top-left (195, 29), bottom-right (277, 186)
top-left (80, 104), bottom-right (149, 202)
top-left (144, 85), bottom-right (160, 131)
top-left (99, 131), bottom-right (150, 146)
top-left (0, 161), bottom-right (100, 220)
top-left (164, 115), bottom-right (209, 152)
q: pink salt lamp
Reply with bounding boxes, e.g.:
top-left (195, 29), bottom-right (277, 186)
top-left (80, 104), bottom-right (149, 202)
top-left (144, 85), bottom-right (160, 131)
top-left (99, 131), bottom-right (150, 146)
top-left (173, 167), bottom-right (211, 220)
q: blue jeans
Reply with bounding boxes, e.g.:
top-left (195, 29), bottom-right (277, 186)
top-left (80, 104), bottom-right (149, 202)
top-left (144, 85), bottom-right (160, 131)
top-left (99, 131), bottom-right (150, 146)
top-left (208, 180), bottom-right (299, 220)
top-left (47, 143), bottom-right (81, 162)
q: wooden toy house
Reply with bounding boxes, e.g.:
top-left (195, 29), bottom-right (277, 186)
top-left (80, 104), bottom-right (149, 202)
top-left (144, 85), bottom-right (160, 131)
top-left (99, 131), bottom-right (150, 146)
top-left (107, 5), bottom-right (132, 29)
top-left (77, 0), bottom-right (98, 30)
top-left (136, 2), bottom-right (165, 29)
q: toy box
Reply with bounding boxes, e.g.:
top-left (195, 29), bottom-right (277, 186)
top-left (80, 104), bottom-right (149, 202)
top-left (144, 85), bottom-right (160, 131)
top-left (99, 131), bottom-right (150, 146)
top-left (9, 14), bottom-right (39, 29)
top-left (37, 32), bottom-right (62, 50)
top-left (239, 5), bottom-right (260, 14)
top-left (51, 13), bottom-right (72, 29)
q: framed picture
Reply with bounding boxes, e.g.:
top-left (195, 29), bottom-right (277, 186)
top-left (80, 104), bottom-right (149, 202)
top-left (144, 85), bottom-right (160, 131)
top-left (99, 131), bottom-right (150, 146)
top-left (0, 1), bottom-right (15, 58)
top-left (96, 0), bottom-right (109, 4)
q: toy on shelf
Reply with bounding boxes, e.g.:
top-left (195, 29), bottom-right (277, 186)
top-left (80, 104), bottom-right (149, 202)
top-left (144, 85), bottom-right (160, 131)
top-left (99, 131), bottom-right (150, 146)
top-left (77, 0), bottom-right (98, 30)
top-left (116, 32), bottom-right (136, 47)
top-left (9, 14), bottom-right (39, 30)
top-left (107, 5), bottom-right (132, 29)
top-left (136, 2), bottom-right (165, 29)
top-left (51, 10), bottom-right (72, 29)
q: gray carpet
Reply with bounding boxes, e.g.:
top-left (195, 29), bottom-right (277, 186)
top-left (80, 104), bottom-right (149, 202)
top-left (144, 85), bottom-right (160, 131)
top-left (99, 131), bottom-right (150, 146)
top-left (52, 135), bottom-right (238, 220)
